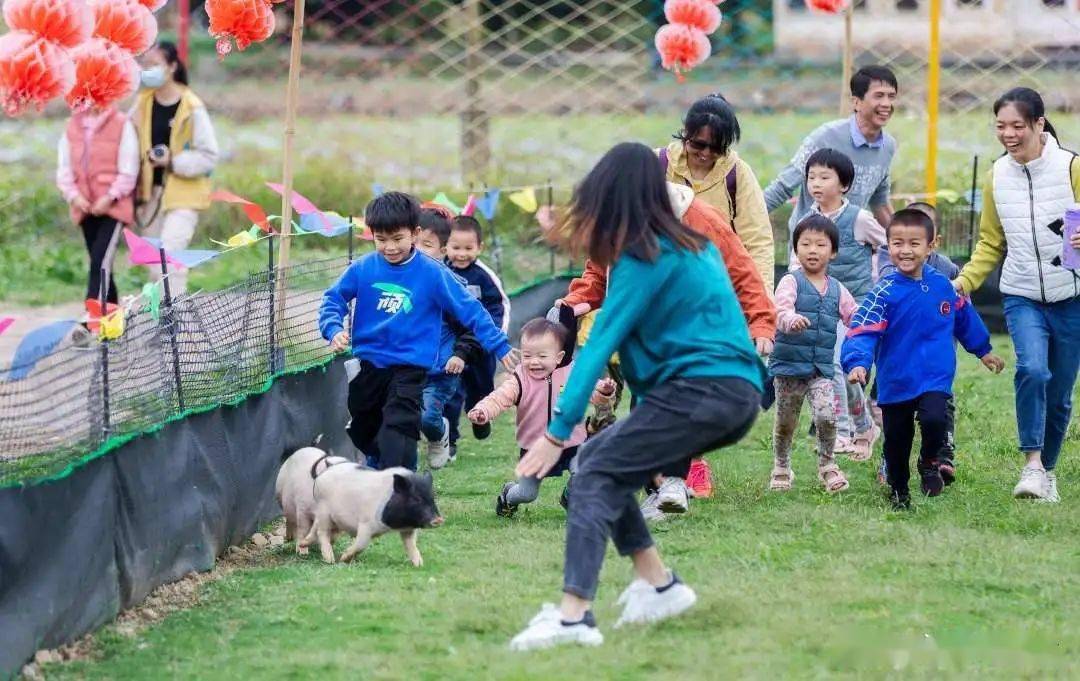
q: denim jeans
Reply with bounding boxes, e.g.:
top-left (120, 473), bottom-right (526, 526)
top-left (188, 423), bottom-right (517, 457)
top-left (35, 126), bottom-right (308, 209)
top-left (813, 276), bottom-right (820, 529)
top-left (832, 321), bottom-right (873, 438)
top-left (1002, 294), bottom-right (1080, 471)
top-left (420, 373), bottom-right (461, 443)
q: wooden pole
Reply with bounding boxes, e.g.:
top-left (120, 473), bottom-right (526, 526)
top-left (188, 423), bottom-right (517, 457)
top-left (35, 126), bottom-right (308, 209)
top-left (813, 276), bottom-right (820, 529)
top-left (461, 0), bottom-right (489, 182)
top-left (839, 2), bottom-right (853, 117)
top-left (274, 0), bottom-right (307, 342)
top-left (925, 0), bottom-right (941, 203)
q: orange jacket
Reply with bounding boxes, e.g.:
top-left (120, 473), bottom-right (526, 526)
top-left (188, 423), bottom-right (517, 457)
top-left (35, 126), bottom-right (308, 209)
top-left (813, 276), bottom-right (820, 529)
top-left (563, 193), bottom-right (776, 341)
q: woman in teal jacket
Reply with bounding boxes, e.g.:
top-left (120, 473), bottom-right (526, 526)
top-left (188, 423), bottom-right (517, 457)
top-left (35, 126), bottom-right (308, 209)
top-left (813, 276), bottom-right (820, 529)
top-left (508, 142), bottom-right (765, 652)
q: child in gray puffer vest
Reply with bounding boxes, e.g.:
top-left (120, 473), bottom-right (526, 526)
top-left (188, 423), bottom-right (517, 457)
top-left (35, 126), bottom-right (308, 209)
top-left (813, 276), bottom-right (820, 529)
top-left (768, 215), bottom-right (859, 493)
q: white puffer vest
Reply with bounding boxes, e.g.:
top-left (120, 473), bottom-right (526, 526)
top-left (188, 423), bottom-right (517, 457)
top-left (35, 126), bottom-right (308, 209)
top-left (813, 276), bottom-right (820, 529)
top-left (992, 134), bottom-right (1079, 303)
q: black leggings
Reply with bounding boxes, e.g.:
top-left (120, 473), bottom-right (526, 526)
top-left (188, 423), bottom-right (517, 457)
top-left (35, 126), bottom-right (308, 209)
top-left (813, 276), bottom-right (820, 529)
top-left (881, 392), bottom-right (950, 495)
top-left (81, 214), bottom-right (120, 304)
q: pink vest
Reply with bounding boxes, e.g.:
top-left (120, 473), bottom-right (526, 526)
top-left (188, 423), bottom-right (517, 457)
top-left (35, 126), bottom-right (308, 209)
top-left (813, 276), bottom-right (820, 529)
top-left (513, 363), bottom-right (587, 449)
top-left (66, 109), bottom-right (135, 225)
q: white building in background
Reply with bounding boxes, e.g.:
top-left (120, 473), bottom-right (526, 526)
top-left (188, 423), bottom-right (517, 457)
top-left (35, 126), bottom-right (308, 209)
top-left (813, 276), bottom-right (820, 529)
top-left (773, 0), bottom-right (1080, 59)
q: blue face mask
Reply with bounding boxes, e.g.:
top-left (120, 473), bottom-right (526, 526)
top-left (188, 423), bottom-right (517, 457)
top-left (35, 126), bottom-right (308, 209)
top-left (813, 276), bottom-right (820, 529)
top-left (140, 66), bottom-right (166, 90)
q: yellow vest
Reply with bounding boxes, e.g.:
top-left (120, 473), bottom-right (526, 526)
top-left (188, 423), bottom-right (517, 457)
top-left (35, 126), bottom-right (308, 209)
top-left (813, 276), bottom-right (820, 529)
top-left (577, 310), bottom-right (619, 365)
top-left (135, 87), bottom-right (212, 211)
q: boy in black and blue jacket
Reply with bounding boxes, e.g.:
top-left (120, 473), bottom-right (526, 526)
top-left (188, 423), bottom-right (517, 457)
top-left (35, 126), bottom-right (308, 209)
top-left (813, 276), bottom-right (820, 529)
top-left (319, 192), bottom-right (515, 471)
top-left (443, 215), bottom-right (511, 449)
top-left (842, 209), bottom-right (1004, 509)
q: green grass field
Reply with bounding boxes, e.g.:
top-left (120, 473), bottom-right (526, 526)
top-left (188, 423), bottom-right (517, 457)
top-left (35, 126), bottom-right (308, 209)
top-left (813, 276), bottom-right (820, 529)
top-left (46, 337), bottom-right (1080, 680)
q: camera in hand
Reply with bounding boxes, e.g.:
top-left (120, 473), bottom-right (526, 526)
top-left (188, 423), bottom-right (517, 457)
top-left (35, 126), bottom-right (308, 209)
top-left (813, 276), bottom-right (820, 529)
top-left (150, 144), bottom-right (169, 160)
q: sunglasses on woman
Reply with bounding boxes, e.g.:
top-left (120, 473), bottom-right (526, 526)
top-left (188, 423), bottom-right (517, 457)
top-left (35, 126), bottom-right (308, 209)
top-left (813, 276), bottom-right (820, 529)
top-left (681, 136), bottom-right (725, 155)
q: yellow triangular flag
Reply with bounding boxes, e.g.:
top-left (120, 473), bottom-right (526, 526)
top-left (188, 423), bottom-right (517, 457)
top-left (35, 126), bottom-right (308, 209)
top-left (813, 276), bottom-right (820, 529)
top-left (509, 187), bottom-right (538, 214)
top-left (100, 309), bottom-right (125, 340)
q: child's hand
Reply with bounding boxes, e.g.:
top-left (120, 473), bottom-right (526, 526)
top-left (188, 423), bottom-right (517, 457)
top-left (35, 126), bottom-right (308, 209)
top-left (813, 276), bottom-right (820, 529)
top-left (517, 435), bottom-right (564, 479)
top-left (467, 408), bottom-right (489, 425)
top-left (754, 337), bottom-right (774, 356)
top-left (847, 367), bottom-right (868, 385)
top-left (329, 331), bottom-right (350, 352)
top-left (71, 194), bottom-right (91, 214)
top-left (1071, 230), bottom-right (1080, 249)
top-left (445, 356), bottom-right (465, 374)
top-left (500, 348), bottom-right (521, 372)
top-left (788, 315), bottom-right (811, 333)
top-left (952, 279), bottom-right (966, 294)
top-left (90, 195), bottom-right (113, 216)
top-left (981, 353), bottom-right (1005, 374)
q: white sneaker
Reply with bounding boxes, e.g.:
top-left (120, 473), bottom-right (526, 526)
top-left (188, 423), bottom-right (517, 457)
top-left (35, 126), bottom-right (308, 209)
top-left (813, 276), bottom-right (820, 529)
top-left (656, 478), bottom-right (689, 514)
top-left (427, 418), bottom-right (451, 470)
top-left (1038, 471), bottom-right (1059, 504)
top-left (1013, 465), bottom-right (1047, 499)
top-left (640, 493), bottom-right (666, 522)
top-left (509, 604), bottom-right (603, 651)
top-left (614, 572), bottom-right (697, 628)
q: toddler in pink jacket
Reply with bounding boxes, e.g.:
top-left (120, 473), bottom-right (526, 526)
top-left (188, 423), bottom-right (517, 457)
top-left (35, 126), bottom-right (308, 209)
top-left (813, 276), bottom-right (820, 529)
top-left (469, 318), bottom-right (615, 517)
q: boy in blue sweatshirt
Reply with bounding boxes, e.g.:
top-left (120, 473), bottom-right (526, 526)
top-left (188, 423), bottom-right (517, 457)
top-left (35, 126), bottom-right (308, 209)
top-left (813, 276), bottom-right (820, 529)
top-left (842, 208), bottom-right (1004, 509)
top-left (319, 192), bottom-right (516, 471)
top-left (443, 215), bottom-right (511, 446)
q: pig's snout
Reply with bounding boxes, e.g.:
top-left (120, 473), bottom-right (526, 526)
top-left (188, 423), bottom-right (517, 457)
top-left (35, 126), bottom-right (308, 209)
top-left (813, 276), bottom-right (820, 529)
top-left (429, 515), bottom-right (444, 527)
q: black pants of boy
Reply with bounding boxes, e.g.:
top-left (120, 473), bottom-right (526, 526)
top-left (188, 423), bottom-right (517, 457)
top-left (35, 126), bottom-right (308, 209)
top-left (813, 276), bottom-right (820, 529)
top-left (563, 377), bottom-right (759, 601)
top-left (443, 351), bottom-right (496, 444)
top-left (81, 214), bottom-right (121, 304)
top-left (880, 391), bottom-right (950, 496)
top-left (346, 361), bottom-right (425, 471)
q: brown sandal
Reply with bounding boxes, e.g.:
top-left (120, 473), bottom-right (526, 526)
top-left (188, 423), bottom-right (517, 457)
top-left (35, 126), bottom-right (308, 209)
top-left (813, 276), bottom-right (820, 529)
top-left (818, 464), bottom-right (850, 493)
top-left (769, 466), bottom-right (793, 491)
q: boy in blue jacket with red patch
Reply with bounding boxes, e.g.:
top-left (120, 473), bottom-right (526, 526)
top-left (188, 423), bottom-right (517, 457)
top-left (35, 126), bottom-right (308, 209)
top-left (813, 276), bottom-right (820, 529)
top-left (319, 192), bottom-right (517, 471)
top-left (842, 208), bottom-right (1004, 509)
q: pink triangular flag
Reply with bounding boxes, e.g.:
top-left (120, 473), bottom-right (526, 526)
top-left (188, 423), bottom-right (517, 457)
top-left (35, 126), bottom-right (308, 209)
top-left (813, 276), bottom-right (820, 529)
top-left (123, 228), bottom-right (184, 268)
top-left (0, 317), bottom-right (14, 337)
top-left (462, 195), bottom-right (478, 217)
top-left (265, 182), bottom-right (332, 232)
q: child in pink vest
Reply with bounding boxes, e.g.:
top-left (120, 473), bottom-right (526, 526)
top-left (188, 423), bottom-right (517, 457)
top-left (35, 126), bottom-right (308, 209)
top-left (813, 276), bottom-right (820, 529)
top-left (469, 318), bottom-right (615, 517)
top-left (56, 106), bottom-right (139, 328)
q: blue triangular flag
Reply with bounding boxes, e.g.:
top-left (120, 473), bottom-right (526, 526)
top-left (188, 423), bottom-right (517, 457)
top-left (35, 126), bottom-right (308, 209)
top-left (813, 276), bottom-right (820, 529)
top-left (4, 320), bottom-right (78, 381)
top-left (372, 183), bottom-right (386, 198)
top-left (476, 188), bottom-right (501, 221)
top-left (300, 211), bottom-right (351, 237)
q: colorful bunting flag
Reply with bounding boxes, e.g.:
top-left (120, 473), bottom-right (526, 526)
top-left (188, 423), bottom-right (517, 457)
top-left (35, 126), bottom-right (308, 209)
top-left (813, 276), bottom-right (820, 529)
top-left (462, 195), bottom-right (478, 217)
top-left (299, 211), bottom-right (352, 237)
top-left (0, 317), bottom-right (13, 337)
top-left (3, 320), bottom-right (79, 382)
top-left (509, 187), bottom-right (538, 214)
top-left (141, 282), bottom-right (161, 321)
top-left (432, 192), bottom-right (463, 215)
top-left (536, 205), bottom-right (558, 233)
top-left (209, 190), bottom-right (271, 232)
top-left (372, 182), bottom-right (386, 197)
top-left (99, 309), bottom-right (125, 340)
top-left (212, 226), bottom-right (262, 248)
top-left (124, 229), bottom-right (220, 269)
top-left (476, 188), bottom-right (500, 220)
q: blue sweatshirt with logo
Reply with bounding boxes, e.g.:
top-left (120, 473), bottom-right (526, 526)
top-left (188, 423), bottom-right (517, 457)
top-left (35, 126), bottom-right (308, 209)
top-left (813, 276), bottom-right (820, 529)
top-left (319, 250), bottom-right (511, 369)
top-left (840, 268), bottom-right (992, 405)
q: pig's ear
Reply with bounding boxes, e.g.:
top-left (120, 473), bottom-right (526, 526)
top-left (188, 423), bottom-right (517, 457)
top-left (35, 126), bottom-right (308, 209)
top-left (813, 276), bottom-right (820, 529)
top-left (392, 474), bottom-right (412, 494)
top-left (421, 471), bottom-right (434, 486)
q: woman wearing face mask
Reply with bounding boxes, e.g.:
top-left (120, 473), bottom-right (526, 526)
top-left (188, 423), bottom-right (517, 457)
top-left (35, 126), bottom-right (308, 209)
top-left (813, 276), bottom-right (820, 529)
top-left (955, 87), bottom-right (1080, 503)
top-left (131, 41), bottom-right (219, 294)
top-left (55, 100), bottom-right (140, 328)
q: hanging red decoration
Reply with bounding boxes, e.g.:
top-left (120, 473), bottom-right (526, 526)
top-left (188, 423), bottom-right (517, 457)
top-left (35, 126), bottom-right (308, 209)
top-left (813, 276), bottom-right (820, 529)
top-left (88, 0), bottom-right (157, 56)
top-left (65, 37), bottom-right (139, 110)
top-left (655, 24), bottom-right (712, 83)
top-left (135, 0), bottom-right (169, 11)
top-left (664, 0), bottom-right (722, 35)
top-left (2, 0), bottom-right (93, 49)
top-left (0, 30), bottom-right (75, 115)
top-left (805, 0), bottom-right (849, 14)
top-left (205, 0), bottom-right (278, 58)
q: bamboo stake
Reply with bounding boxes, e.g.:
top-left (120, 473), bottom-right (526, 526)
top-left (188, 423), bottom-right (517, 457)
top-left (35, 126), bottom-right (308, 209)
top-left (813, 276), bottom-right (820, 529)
top-left (274, 0), bottom-right (307, 344)
top-left (925, 0), bottom-right (941, 203)
top-left (839, 2), bottom-right (854, 117)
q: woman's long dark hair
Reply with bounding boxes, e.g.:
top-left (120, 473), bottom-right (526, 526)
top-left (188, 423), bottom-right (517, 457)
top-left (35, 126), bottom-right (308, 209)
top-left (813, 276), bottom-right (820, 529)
top-left (674, 94), bottom-right (741, 158)
top-left (155, 41), bottom-right (189, 86)
top-left (993, 87), bottom-right (1057, 140)
top-left (563, 142), bottom-right (706, 268)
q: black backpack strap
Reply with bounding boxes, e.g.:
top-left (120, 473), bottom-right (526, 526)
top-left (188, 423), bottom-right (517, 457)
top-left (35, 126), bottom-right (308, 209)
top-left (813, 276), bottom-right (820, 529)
top-left (726, 165), bottom-right (738, 223)
top-left (512, 372), bottom-right (523, 407)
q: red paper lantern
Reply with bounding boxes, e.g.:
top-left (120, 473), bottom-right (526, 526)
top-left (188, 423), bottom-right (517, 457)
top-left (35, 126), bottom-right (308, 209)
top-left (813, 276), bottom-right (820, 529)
top-left (0, 30), bottom-right (75, 115)
top-left (664, 0), bottom-right (722, 35)
top-left (805, 0), bottom-right (849, 14)
top-left (655, 24), bottom-right (712, 81)
top-left (205, 0), bottom-right (276, 58)
top-left (89, 0), bottom-right (157, 56)
top-left (65, 37), bottom-right (139, 110)
top-left (2, 0), bottom-right (93, 49)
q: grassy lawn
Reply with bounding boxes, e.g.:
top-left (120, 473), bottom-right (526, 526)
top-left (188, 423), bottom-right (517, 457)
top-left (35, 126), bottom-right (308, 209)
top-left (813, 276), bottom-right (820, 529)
top-left (47, 337), bottom-right (1080, 680)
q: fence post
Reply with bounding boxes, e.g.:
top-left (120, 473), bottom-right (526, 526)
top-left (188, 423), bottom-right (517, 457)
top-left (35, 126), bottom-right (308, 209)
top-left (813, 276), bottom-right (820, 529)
top-left (346, 221), bottom-right (355, 334)
top-left (461, 0), bottom-right (490, 182)
top-left (159, 248), bottom-right (185, 412)
top-left (267, 235), bottom-right (280, 375)
top-left (98, 268), bottom-right (111, 440)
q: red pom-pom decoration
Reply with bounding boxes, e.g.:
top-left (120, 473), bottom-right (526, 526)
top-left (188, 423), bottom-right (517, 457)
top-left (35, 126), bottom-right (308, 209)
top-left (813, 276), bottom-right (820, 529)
top-left (65, 37), bottom-right (138, 110)
top-left (88, 0), bottom-right (157, 56)
top-left (2, 0), bottom-right (93, 49)
top-left (0, 30), bottom-right (75, 115)
top-left (664, 0), bottom-right (722, 35)
top-left (805, 0), bottom-right (849, 14)
top-left (205, 0), bottom-right (276, 58)
top-left (655, 24), bottom-right (711, 82)
top-left (135, 0), bottom-right (169, 11)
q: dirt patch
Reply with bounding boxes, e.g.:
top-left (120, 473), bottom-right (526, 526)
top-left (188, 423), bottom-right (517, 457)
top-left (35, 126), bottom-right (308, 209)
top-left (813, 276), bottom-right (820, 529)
top-left (20, 522), bottom-right (288, 679)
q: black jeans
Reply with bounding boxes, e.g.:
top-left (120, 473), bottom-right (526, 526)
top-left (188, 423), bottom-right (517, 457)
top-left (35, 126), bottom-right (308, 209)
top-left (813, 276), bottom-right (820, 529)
top-left (881, 391), bottom-right (950, 496)
top-left (563, 377), bottom-right (760, 601)
top-left (443, 351), bottom-right (497, 445)
top-left (80, 214), bottom-right (120, 304)
top-left (346, 361), bottom-right (426, 471)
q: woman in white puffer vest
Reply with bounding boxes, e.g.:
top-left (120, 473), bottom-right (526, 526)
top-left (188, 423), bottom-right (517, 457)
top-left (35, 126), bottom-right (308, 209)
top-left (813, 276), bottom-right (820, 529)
top-left (956, 88), bottom-right (1080, 504)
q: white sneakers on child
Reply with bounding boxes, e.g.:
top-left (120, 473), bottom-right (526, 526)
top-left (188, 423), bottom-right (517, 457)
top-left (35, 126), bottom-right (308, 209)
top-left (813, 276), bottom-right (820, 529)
top-left (614, 573), bottom-right (697, 629)
top-left (508, 604), bottom-right (603, 651)
top-left (1039, 471), bottom-right (1060, 504)
top-left (640, 492), bottom-right (666, 522)
top-left (426, 417), bottom-right (452, 470)
top-left (656, 477), bottom-right (690, 514)
top-left (1013, 465), bottom-right (1047, 499)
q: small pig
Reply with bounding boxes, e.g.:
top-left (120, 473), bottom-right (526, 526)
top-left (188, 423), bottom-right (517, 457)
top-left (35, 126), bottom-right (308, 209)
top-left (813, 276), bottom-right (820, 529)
top-left (275, 446), bottom-right (349, 555)
top-left (298, 466), bottom-right (443, 566)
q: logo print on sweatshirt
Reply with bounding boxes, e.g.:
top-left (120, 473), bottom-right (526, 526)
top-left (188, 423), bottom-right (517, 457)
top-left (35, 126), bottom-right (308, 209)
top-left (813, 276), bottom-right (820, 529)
top-left (372, 283), bottom-right (413, 315)
top-left (939, 301), bottom-right (951, 316)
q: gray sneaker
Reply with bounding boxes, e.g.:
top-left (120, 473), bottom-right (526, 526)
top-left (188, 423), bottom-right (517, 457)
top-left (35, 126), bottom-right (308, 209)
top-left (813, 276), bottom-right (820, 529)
top-left (640, 492), bottom-right (666, 522)
top-left (1012, 465), bottom-right (1047, 499)
top-left (656, 477), bottom-right (689, 514)
top-left (427, 417), bottom-right (451, 469)
top-left (1038, 471), bottom-right (1060, 504)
